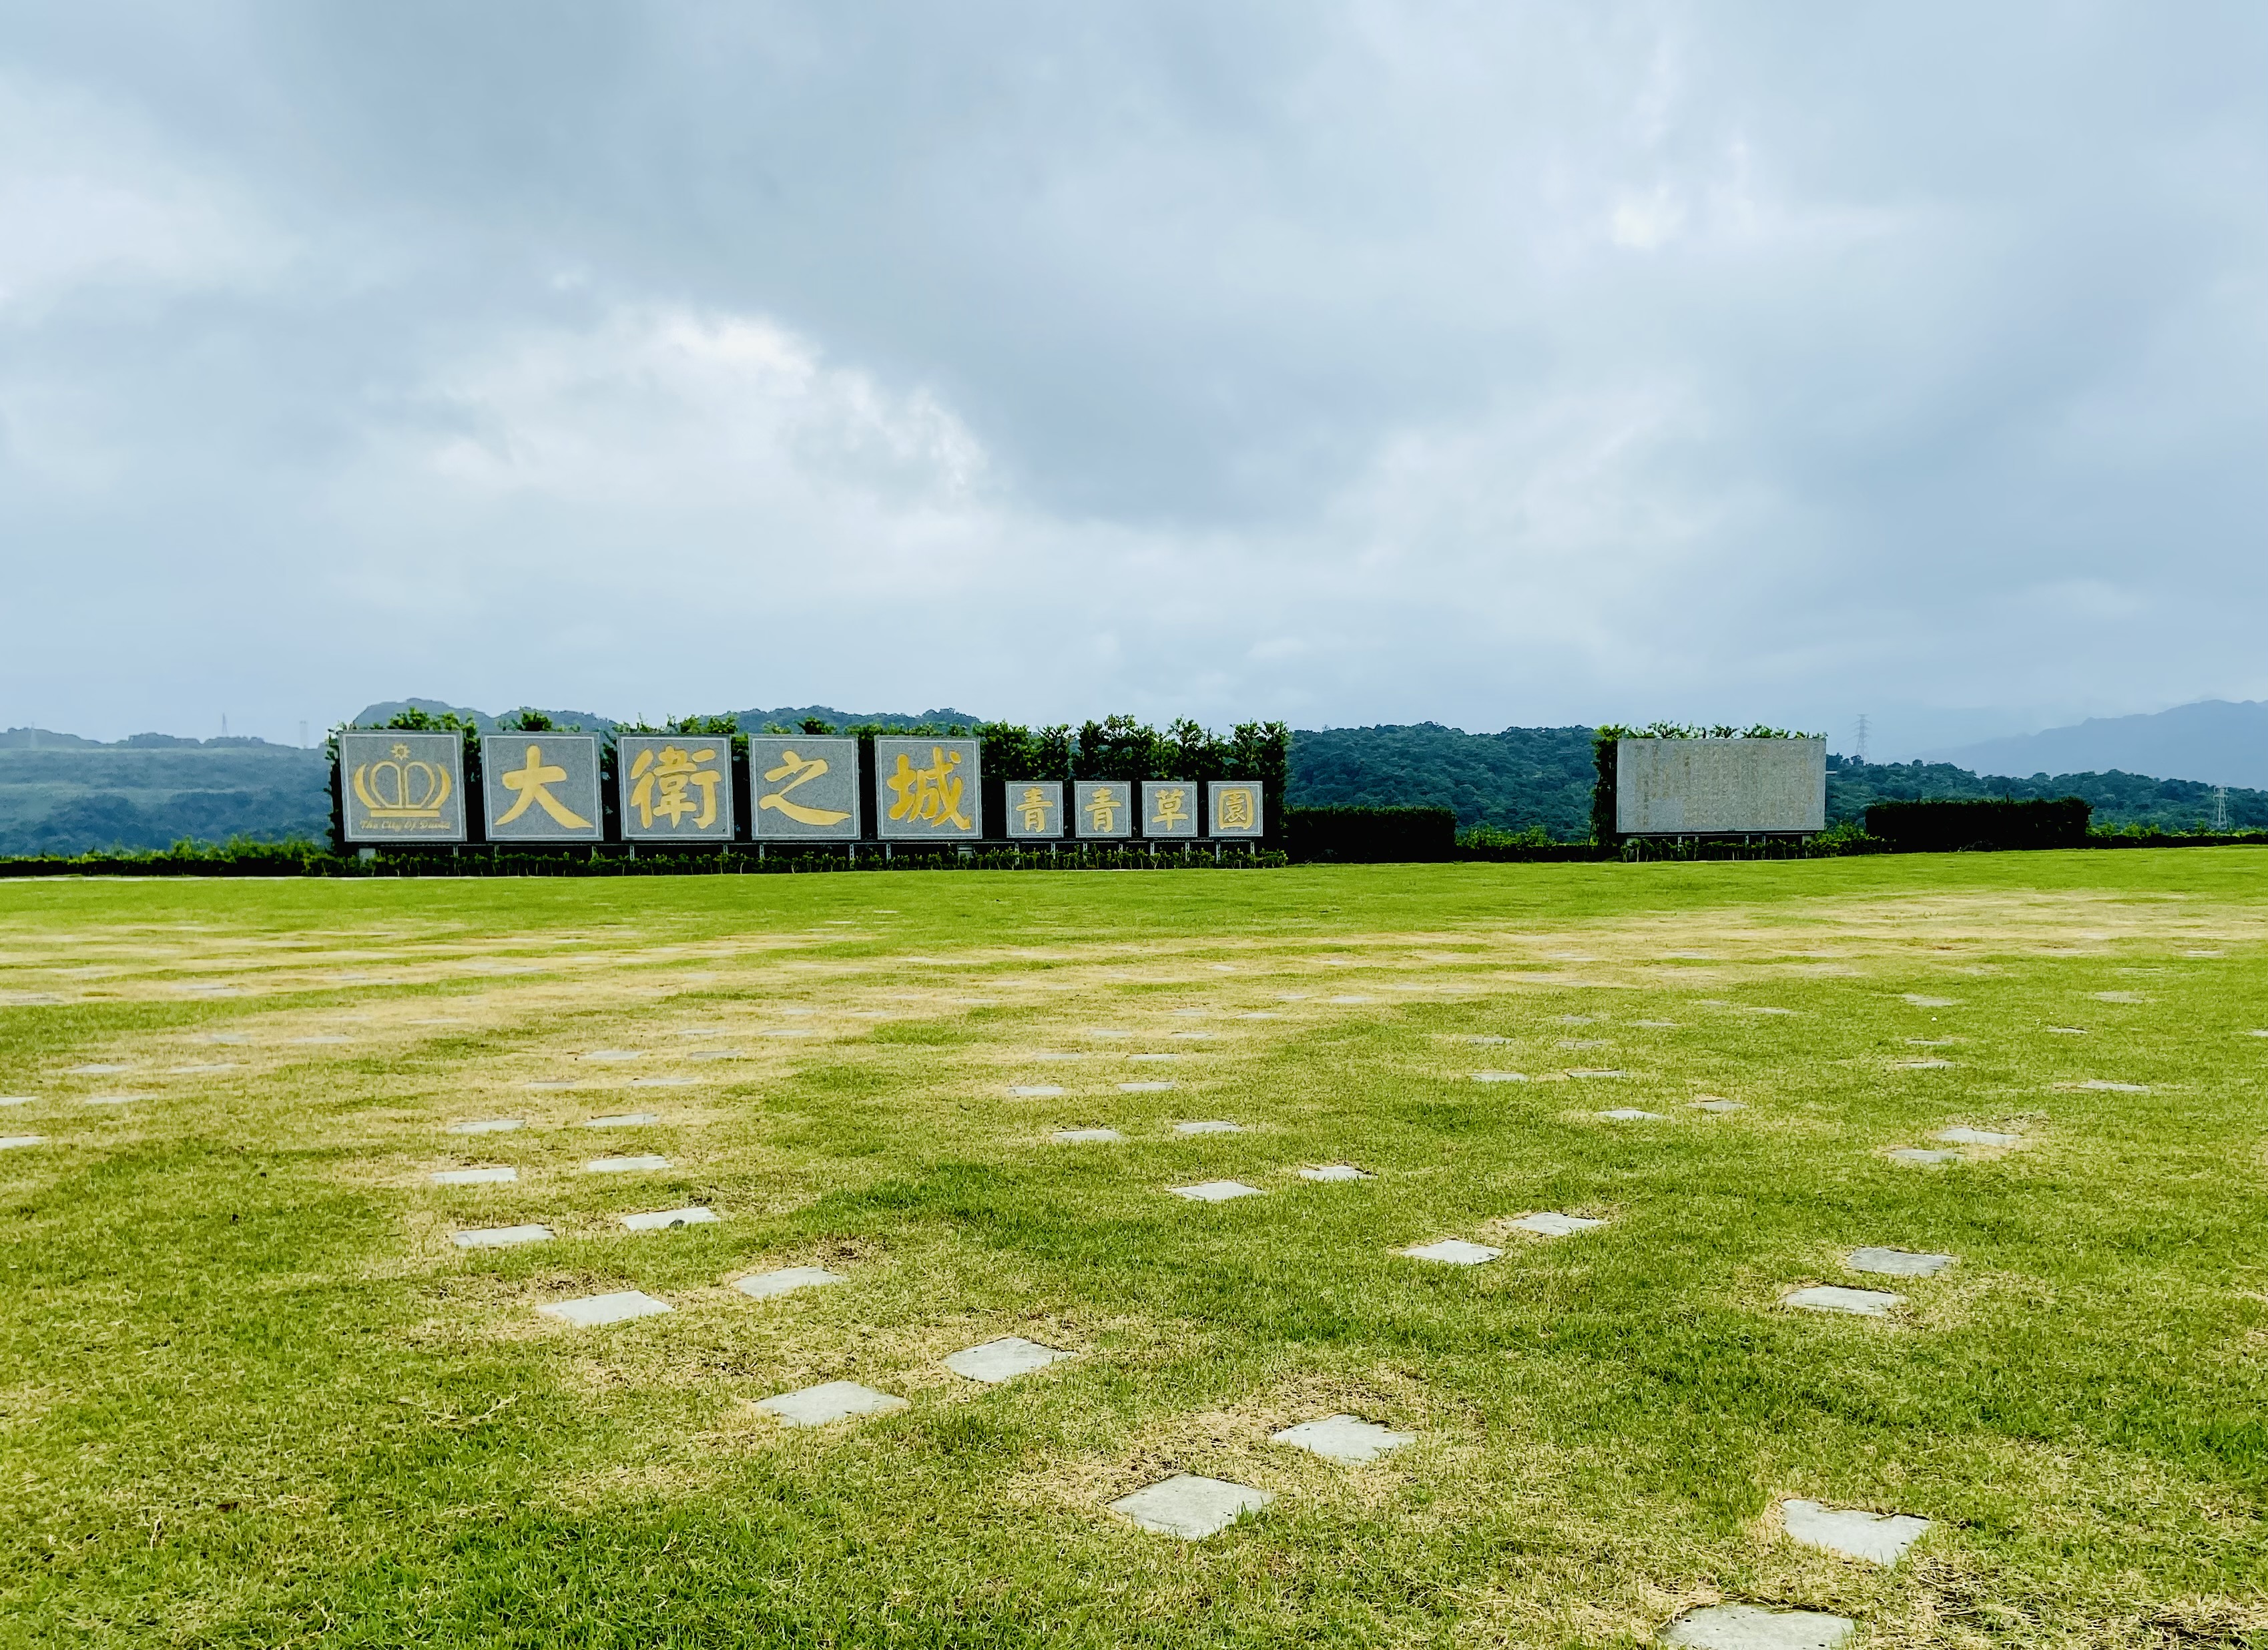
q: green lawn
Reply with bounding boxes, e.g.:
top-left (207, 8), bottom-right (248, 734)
top-left (1, 853), bottom-right (2264, 1648)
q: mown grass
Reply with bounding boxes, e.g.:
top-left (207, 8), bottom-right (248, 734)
top-left (1, 853), bottom-right (2265, 1647)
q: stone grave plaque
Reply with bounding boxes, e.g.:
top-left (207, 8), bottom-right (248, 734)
top-left (616, 735), bottom-right (734, 841)
top-left (748, 735), bottom-right (861, 839)
top-left (1207, 780), bottom-right (1264, 838)
top-left (1140, 779), bottom-right (1199, 838)
top-left (480, 734), bottom-right (601, 843)
top-left (339, 731), bottom-right (467, 843)
top-left (1003, 780), bottom-right (1065, 840)
top-left (876, 737), bottom-right (980, 840)
top-left (1074, 780), bottom-right (1133, 840)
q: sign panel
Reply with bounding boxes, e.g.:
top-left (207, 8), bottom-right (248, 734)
top-left (617, 735), bottom-right (735, 842)
top-left (1003, 780), bottom-right (1065, 839)
top-left (1615, 738), bottom-right (1826, 835)
top-left (1074, 780), bottom-right (1132, 839)
top-left (1140, 779), bottom-right (1199, 838)
top-left (748, 736), bottom-right (860, 840)
top-left (340, 731), bottom-right (467, 843)
top-left (480, 734), bottom-right (601, 843)
top-left (1207, 780), bottom-right (1265, 838)
top-left (875, 737), bottom-right (980, 840)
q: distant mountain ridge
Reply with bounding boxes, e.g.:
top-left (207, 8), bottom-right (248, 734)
top-left (1924, 699), bottom-right (2268, 790)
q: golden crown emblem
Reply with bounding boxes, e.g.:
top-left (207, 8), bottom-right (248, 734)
top-left (352, 754), bottom-right (453, 818)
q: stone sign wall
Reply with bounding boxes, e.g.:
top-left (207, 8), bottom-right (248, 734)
top-left (1615, 738), bottom-right (1826, 835)
top-left (340, 731), bottom-right (467, 842)
top-left (617, 735), bottom-right (736, 842)
top-left (480, 734), bottom-right (601, 843)
top-left (748, 736), bottom-right (860, 839)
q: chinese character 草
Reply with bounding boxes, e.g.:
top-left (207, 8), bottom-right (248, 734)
top-left (1150, 786), bottom-right (1191, 831)
top-left (628, 744), bottom-right (722, 830)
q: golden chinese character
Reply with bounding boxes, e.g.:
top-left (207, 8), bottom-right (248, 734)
top-left (758, 750), bottom-right (850, 826)
top-left (495, 744), bottom-right (591, 830)
top-left (1084, 786), bottom-right (1123, 833)
top-left (627, 744), bottom-right (721, 830)
top-left (1149, 786), bottom-right (1191, 831)
top-left (1016, 785), bottom-right (1054, 833)
top-left (884, 746), bottom-right (971, 831)
top-left (1215, 786), bottom-right (1257, 831)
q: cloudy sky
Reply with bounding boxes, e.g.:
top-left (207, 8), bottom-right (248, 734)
top-left (4, 3), bottom-right (2263, 754)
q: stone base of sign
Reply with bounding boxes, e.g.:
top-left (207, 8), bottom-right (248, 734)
top-left (1107, 1474), bottom-right (1273, 1539)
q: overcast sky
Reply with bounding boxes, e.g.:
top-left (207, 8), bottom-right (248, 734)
top-left (4, 3), bottom-right (2264, 754)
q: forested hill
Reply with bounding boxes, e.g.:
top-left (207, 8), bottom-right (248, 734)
top-left (1289, 724), bottom-right (1598, 838)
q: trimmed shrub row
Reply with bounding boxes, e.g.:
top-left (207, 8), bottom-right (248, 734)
top-left (1864, 797), bottom-right (2090, 852)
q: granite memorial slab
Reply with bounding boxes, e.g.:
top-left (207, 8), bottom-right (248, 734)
top-left (1888, 1147), bottom-right (1959, 1165)
top-left (432, 1167), bottom-right (516, 1185)
top-left (1008, 1085), bottom-right (1067, 1098)
top-left (1661, 1603), bottom-right (1853, 1648)
top-left (1402, 1238), bottom-right (1500, 1265)
top-left (620, 1206), bottom-right (720, 1231)
top-left (1170, 1180), bottom-right (1264, 1201)
top-left (1847, 1247), bottom-right (1954, 1277)
top-left (1172, 1119), bottom-right (1241, 1135)
top-left (585, 1155), bottom-right (671, 1173)
top-left (1508, 1212), bottom-right (1604, 1236)
top-left (1935, 1126), bottom-right (2021, 1146)
top-left (1119, 1081), bottom-right (1176, 1093)
top-left (585, 1112), bottom-right (659, 1127)
top-left (1598, 1108), bottom-right (1664, 1121)
top-left (1053, 1127), bottom-right (1126, 1143)
top-left (448, 1119), bottom-right (523, 1135)
top-left (1299, 1164), bottom-right (1372, 1181)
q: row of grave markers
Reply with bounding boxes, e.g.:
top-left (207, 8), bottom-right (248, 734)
top-left (336, 730), bottom-right (1270, 846)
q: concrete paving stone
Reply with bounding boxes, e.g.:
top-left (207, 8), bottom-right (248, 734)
top-left (754, 1380), bottom-right (908, 1426)
top-left (1508, 1211), bottom-right (1605, 1236)
top-left (1172, 1119), bottom-right (1242, 1135)
top-left (685, 1049), bottom-right (745, 1061)
top-left (1107, 1474), bottom-right (1274, 1539)
top-left (452, 1223), bottom-right (553, 1248)
top-left (0, 1135), bottom-right (45, 1149)
top-left (1888, 1147), bottom-right (1960, 1165)
top-left (620, 1206), bottom-right (720, 1231)
top-left (432, 1166), bottom-right (517, 1185)
top-left (524, 1080), bottom-right (577, 1091)
top-left (1568, 1068), bottom-right (1631, 1078)
top-left (944, 1336), bottom-right (1075, 1383)
top-left (1691, 1098), bottom-right (1745, 1113)
top-left (734, 1265), bottom-right (847, 1300)
top-left (166, 1062), bottom-right (240, 1074)
top-left (1784, 1284), bottom-right (1904, 1316)
top-left (1471, 1071), bottom-right (1528, 1083)
top-left (581, 1049), bottom-right (646, 1062)
top-left (1170, 1179), bottom-right (1265, 1202)
top-left (1466, 1035), bottom-right (1509, 1044)
top-left (1271, 1413), bottom-right (1414, 1464)
top-left (1894, 1059), bottom-right (1953, 1069)
top-left (66, 1063), bottom-right (133, 1075)
top-left (1902, 995), bottom-right (1959, 1007)
top-left (1127, 1053), bottom-right (1180, 1063)
top-left (2092, 991), bottom-right (2145, 1003)
top-left (0, 1096), bottom-right (31, 1106)
top-left (2046, 1026), bottom-right (2088, 1035)
top-left (288, 1036), bottom-right (351, 1045)
top-left (629, 1076), bottom-right (697, 1087)
top-left (1299, 1164), bottom-right (1372, 1181)
top-left (584, 1155), bottom-right (671, 1173)
top-left (539, 1290), bottom-right (673, 1327)
top-left (1556, 1039), bottom-right (1610, 1049)
top-left (1597, 1107), bottom-right (1663, 1121)
top-left (2068, 1079), bottom-right (2147, 1092)
top-left (1848, 1246), bottom-right (1956, 1277)
top-left (1053, 1128), bottom-right (1127, 1143)
top-left (584, 1113), bottom-right (659, 1127)
top-left (1782, 1498), bottom-right (1932, 1565)
top-left (82, 1093), bottom-right (148, 1105)
top-left (1236, 1012), bottom-right (1283, 1020)
top-left (1661, 1603), bottom-right (1854, 1648)
top-left (1119, 1081), bottom-right (1176, 1093)
top-left (1402, 1238), bottom-right (1501, 1265)
top-left (1935, 1126), bottom-right (2022, 1146)
top-left (1328, 995), bottom-right (1374, 1004)
top-left (448, 1118), bottom-right (523, 1135)
top-left (1008, 1085), bottom-right (1067, 1098)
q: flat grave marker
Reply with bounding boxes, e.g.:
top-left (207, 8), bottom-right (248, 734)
top-left (2061, 1079), bottom-right (2147, 1093)
top-left (1662, 1603), bottom-right (1853, 1649)
top-left (619, 1206), bottom-right (719, 1231)
top-left (1298, 1164), bottom-right (1372, 1181)
top-left (1781, 1498), bottom-right (1932, 1566)
top-left (538, 1290), bottom-right (672, 1328)
top-left (1170, 1180), bottom-right (1263, 1202)
top-left (1784, 1285), bottom-right (1904, 1317)
top-left (448, 1119), bottom-right (523, 1135)
top-left (735, 1266), bottom-right (846, 1300)
top-left (1172, 1119), bottom-right (1241, 1135)
top-left (1888, 1147), bottom-right (1960, 1165)
top-left (432, 1167), bottom-right (516, 1185)
top-left (943, 1336), bottom-right (1075, 1383)
top-left (66, 1063), bottom-right (132, 1075)
top-left (754, 1381), bottom-right (907, 1427)
top-left (1902, 995), bottom-right (1959, 1007)
top-left (1935, 1126), bottom-right (2021, 1147)
top-left (82, 1094), bottom-right (148, 1105)
top-left (1568, 1069), bottom-right (1631, 1079)
top-left (453, 1224), bottom-right (553, 1249)
top-left (582, 1049), bottom-right (646, 1063)
top-left (1690, 1098), bottom-right (1745, 1113)
top-left (1107, 1474), bottom-right (1273, 1540)
top-left (1508, 1211), bottom-right (1604, 1237)
top-left (1120, 1081), bottom-right (1176, 1093)
top-left (1008, 1085), bottom-right (1066, 1098)
top-left (1848, 1247), bottom-right (1955, 1277)
top-left (1053, 1127), bottom-right (1126, 1143)
top-left (585, 1155), bottom-right (671, 1174)
top-left (0, 1135), bottom-right (45, 1150)
top-left (585, 1113), bottom-right (658, 1128)
top-left (1402, 1238), bottom-right (1500, 1266)
top-left (1471, 1071), bottom-right (1528, 1083)
top-left (1270, 1413), bottom-right (1413, 1464)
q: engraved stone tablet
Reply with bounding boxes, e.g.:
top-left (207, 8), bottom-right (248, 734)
top-left (339, 730), bottom-right (467, 842)
top-left (1073, 780), bottom-right (1133, 840)
top-left (480, 734), bottom-right (601, 842)
top-left (748, 736), bottom-right (860, 839)
top-left (1003, 780), bottom-right (1065, 840)
top-left (1207, 780), bottom-right (1265, 838)
top-left (1139, 779), bottom-right (1199, 838)
top-left (875, 736), bottom-right (980, 839)
top-left (616, 734), bottom-right (734, 842)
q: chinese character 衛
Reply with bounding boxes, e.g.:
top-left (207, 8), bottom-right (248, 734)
top-left (628, 744), bottom-right (722, 830)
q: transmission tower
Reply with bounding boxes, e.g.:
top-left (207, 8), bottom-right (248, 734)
top-left (1854, 714), bottom-right (1870, 766)
top-left (2213, 786), bottom-right (2229, 831)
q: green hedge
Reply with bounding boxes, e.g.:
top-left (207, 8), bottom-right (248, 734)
top-left (1284, 806), bottom-right (1456, 862)
top-left (1865, 796), bottom-right (2090, 851)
